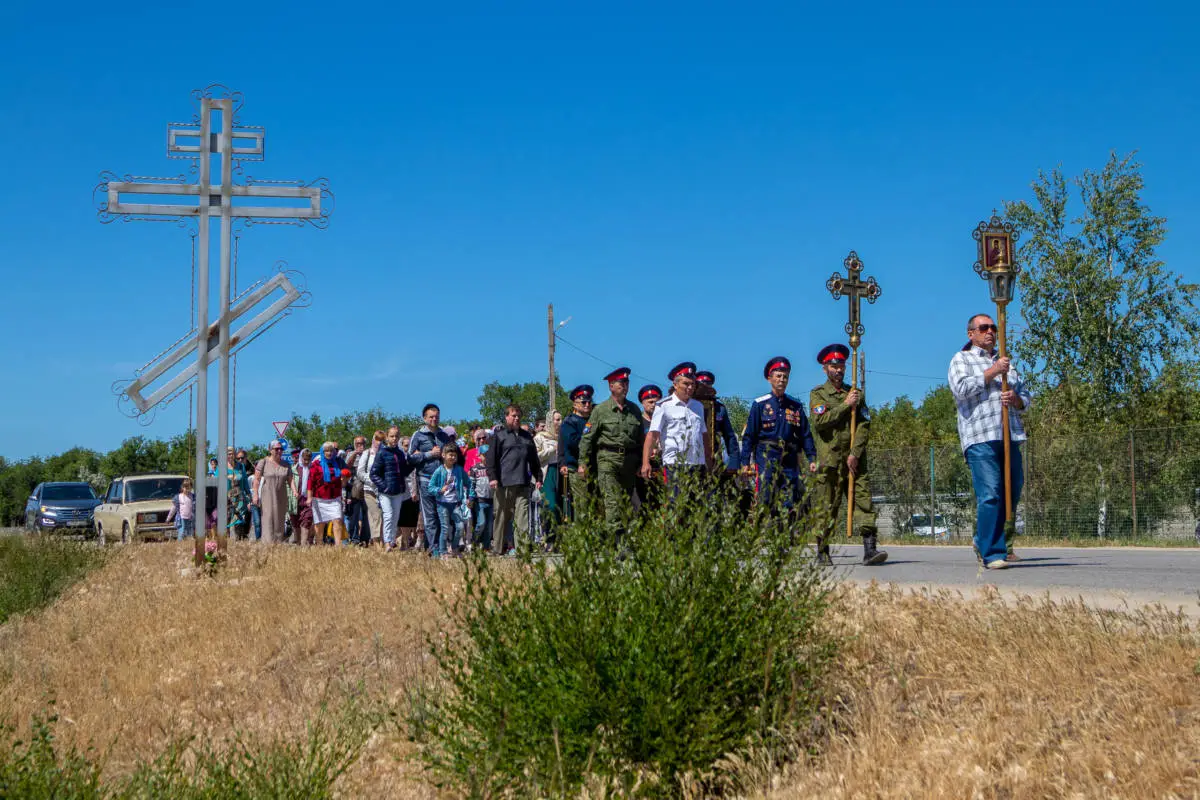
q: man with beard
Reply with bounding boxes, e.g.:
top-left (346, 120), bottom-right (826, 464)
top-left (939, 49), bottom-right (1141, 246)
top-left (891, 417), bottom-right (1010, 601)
top-left (810, 344), bottom-right (886, 567)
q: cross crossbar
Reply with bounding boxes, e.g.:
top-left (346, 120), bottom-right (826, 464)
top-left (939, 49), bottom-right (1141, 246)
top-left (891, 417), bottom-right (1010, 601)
top-left (826, 250), bottom-right (882, 346)
top-left (108, 181), bottom-right (321, 219)
top-left (168, 125), bottom-right (264, 158)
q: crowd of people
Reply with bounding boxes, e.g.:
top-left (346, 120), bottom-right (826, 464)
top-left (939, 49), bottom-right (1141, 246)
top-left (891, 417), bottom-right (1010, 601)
top-left (171, 317), bottom-right (1030, 569)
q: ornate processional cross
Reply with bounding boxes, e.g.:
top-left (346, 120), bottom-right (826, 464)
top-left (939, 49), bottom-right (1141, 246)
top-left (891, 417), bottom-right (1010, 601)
top-left (824, 250), bottom-right (882, 539)
top-left (95, 85), bottom-right (332, 537)
top-left (825, 250), bottom-right (882, 349)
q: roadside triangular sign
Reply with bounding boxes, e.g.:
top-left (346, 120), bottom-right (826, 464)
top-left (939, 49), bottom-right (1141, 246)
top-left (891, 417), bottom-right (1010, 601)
top-left (272, 420), bottom-right (290, 438)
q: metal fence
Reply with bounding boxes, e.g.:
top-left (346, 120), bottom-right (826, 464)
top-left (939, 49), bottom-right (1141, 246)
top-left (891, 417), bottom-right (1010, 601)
top-left (867, 426), bottom-right (1200, 542)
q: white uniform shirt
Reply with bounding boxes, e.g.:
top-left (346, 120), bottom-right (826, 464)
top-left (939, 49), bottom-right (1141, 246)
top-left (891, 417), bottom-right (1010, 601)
top-left (649, 394), bottom-right (708, 466)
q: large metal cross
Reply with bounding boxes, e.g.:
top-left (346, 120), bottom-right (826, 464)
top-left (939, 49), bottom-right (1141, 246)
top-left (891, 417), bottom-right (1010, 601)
top-left (96, 85), bottom-right (331, 538)
top-left (825, 250), bottom-right (882, 349)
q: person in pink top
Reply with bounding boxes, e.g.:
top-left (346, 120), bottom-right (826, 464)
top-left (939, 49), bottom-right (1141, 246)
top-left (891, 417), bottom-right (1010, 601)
top-left (166, 477), bottom-right (196, 540)
top-left (464, 427), bottom-right (489, 471)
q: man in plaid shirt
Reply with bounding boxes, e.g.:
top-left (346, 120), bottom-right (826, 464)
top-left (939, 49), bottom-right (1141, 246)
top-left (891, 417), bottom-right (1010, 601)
top-left (948, 313), bottom-right (1032, 569)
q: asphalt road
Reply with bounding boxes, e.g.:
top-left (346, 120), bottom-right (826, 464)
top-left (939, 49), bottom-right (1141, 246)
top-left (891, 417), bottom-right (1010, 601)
top-left (834, 543), bottom-right (1200, 616)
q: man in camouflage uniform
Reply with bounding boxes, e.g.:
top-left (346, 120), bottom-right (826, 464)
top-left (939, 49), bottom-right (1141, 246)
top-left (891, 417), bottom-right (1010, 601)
top-left (810, 344), bottom-right (887, 566)
top-left (578, 367), bottom-right (644, 543)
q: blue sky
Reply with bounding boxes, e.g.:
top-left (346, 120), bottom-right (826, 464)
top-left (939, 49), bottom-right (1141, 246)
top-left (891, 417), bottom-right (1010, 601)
top-left (2, 1), bottom-right (1197, 458)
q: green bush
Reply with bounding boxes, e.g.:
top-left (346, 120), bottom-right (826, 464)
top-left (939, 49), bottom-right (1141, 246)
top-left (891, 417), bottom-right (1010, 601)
top-left (420, 468), bottom-right (838, 797)
top-left (0, 708), bottom-right (105, 799)
top-left (0, 698), bottom-right (382, 799)
top-left (116, 699), bottom-right (378, 799)
top-left (0, 536), bottom-right (108, 624)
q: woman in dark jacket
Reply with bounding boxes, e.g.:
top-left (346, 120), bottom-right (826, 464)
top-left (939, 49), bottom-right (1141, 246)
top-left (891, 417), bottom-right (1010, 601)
top-left (370, 426), bottom-right (412, 551)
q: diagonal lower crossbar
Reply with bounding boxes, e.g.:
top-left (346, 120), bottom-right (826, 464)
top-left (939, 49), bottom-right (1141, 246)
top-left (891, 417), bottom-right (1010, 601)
top-left (124, 273), bottom-right (301, 412)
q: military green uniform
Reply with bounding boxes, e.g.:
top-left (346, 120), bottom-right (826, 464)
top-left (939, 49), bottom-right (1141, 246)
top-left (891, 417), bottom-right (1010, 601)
top-left (810, 380), bottom-right (877, 542)
top-left (578, 396), bottom-right (644, 539)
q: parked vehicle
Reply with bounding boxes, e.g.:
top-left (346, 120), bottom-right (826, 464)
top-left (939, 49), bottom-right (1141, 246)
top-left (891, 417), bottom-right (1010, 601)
top-left (905, 513), bottom-right (950, 540)
top-left (24, 482), bottom-right (101, 534)
top-left (93, 474), bottom-right (187, 544)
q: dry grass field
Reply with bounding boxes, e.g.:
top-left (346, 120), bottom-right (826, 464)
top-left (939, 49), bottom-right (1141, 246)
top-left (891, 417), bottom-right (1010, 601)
top-left (1, 542), bottom-right (1197, 798)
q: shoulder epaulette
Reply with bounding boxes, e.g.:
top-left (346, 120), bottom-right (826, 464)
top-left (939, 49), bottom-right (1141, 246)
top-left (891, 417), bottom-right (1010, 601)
top-left (754, 393), bottom-right (772, 403)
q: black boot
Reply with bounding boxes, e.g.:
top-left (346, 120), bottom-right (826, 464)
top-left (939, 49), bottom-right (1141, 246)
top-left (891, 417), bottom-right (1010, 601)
top-left (816, 538), bottom-right (833, 567)
top-left (862, 534), bottom-right (887, 566)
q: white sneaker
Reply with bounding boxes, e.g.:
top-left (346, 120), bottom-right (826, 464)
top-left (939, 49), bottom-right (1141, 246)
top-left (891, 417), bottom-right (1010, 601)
top-left (985, 559), bottom-right (1009, 570)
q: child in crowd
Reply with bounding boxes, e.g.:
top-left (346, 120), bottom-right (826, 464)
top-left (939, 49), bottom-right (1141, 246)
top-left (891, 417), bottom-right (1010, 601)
top-left (227, 485), bottom-right (250, 539)
top-left (166, 478), bottom-right (196, 540)
top-left (428, 444), bottom-right (473, 558)
top-left (468, 441), bottom-right (493, 551)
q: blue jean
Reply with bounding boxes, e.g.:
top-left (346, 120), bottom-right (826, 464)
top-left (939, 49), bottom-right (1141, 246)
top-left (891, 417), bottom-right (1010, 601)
top-left (346, 498), bottom-right (368, 545)
top-left (250, 504), bottom-right (262, 540)
top-left (435, 502), bottom-right (464, 556)
top-left (175, 517), bottom-right (195, 540)
top-left (474, 498), bottom-right (494, 549)
top-left (418, 477), bottom-right (442, 554)
top-left (965, 440), bottom-right (1024, 565)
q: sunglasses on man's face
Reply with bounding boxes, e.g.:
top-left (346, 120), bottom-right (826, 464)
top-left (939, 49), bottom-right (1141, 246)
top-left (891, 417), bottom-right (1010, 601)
top-left (972, 324), bottom-right (998, 333)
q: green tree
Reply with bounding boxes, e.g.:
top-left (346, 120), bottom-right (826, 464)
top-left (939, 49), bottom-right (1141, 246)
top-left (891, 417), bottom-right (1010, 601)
top-left (720, 396), bottom-right (749, 438)
top-left (1006, 152), bottom-right (1200, 536)
top-left (1005, 151), bottom-right (1200, 421)
top-left (0, 459), bottom-right (44, 525)
top-left (477, 379), bottom-right (570, 426)
top-left (287, 408), bottom-right (423, 452)
top-left (99, 436), bottom-right (173, 478)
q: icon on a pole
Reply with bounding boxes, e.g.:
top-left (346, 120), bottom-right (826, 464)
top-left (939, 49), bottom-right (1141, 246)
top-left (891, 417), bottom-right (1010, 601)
top-left (272, 421), bottom-right (290, 438)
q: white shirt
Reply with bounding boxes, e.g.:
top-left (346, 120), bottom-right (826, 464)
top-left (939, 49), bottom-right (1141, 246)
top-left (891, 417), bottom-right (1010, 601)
top-left (649, 394), bottom-right (708, 466)
top-left (357, 447), bottom-right (379, 495)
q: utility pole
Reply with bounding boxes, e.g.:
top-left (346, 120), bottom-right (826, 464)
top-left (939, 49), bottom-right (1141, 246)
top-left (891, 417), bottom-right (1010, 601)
top-left (548, 304), bottom-right (556, 417)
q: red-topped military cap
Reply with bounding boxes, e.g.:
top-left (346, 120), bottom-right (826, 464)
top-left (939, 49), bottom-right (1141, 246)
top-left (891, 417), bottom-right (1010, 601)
top-left (604, 367), bottom-right (631, 383)
top-left (668, 361), bottom-right (697, 382)
top-left (695, 370), bottom-right (715, 385)
top-left (763, 356), bottom-right (791, 378)
top-left (637, 384), bottom-right (663, 402)
top-left (817, 344), bottom-right (850, 364)
top-left (569, 384), bottom-right (595, 401)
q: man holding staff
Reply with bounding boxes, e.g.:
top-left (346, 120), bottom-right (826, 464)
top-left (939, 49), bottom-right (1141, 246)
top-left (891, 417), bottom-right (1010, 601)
top-left (949, 314), bottom-right (1031, 569)
top-left (810, 344), bottom-right (886, 566)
